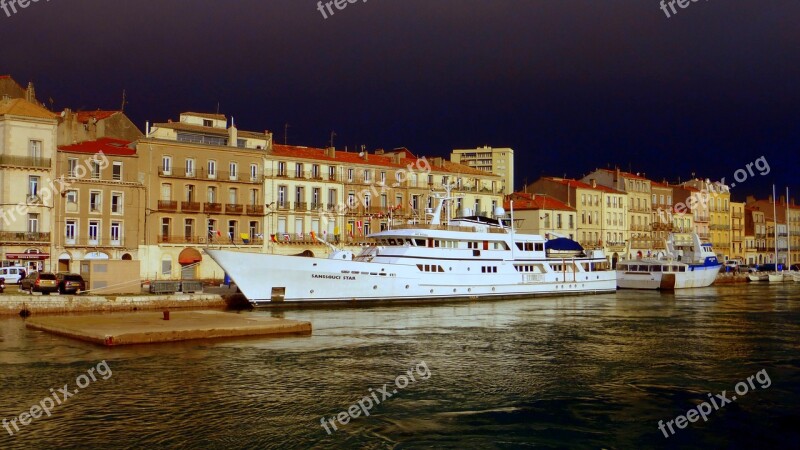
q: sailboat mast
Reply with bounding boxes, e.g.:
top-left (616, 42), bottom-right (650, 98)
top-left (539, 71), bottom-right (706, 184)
top-left (787, 186), bottom-right (791, 268)
top-left (773, 184), bottom-right (779, 270)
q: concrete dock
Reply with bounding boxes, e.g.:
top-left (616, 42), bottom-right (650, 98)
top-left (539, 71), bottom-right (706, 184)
top-left (25, 311), bottom-right (312, 346)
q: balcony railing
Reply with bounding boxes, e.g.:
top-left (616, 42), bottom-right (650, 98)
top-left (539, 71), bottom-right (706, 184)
top-left (0, 155), bottom-right (51, 169)
top-left (64, 237), bottom-right (126, 247)
top-left (181, 201), bottom-right (201, 212)
top-left (225, 203), bottom-right (243, 214)
top-left (204, 202), bottom-right (222, 213)
top-left (158, 200), bottom-right (178, 212)
top-left (695, 215), bottom-right (710, 222)
top-left (159, 167), bottom-right (263, 184)
top-left (246, 205), bottom-right (264, 216)
top-left (157, 235), bottom-right (263, 246)
top-left (0, 231), bottom-right (51, 243)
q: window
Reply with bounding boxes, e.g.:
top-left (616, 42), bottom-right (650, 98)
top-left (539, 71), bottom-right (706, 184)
top-left (90, 161), bottom-right (101, 179)
top-left (364, 194), bottom-right (371, 208)
top-left (250, 189), bottom-right (258, 206)
top-left (185, 158), bottom-right (195, 177)
top-left (312, 164), bottom-right (320, 179)
top-left (110, 222), bottom-right (121, 244)
top-left (111, 193), bottom-right (123, 214)
top-left (207, 186), bottom-right (217, 203)
top-left (364, 169), bottom-right (371, 183)
top-left (581, 194), bottom-right (586, 206)
top-left (249, 221), bottom-right (259, 239)
top-left (229, 162), bottom-right (238, 180)
top-left (186, 184), bottom-right (195, 202)
top-left (295, 163), bottom-right (304, 179)
top-left (347, 168), bottom-right (354, 182)
top-left (203, 119), bottom-right (213, 127)
top-left (569, 215), bottom-right (574, 229)
top-left (328, 166), bottom-right (336, 181)
top-left (29, 140), bottom-right (42, 159)
top-left (208, 160), bottom-right (217, 178)
top-left (348, 192), bottom-right (356, 207)
top-left (250, 163), bottom-right (258, 181)
top-left (66, 190), bottom-right (78, 204)
top-left (27, 213), bottom-right (39, 233)
top-left (162, 156), bottom-right (172, 174)
top-left (160, 218), bottom-right (170, 240)
top-left (228, 220), bottom-right (238, 240)
top-left (380, 171), bottom-right (386, 184)
top-left (207, 219), bottom-right (216, 240)
top-left (229, 188), bottom-right (238, 204)
top-left (312, 188), bottom-right (321, 208)
top-left (68, 158), bottom-right (78, 177)
top-left (278, 186), bottom-right (287, 207)
top-left (556, 214), bottom-right (562, 229)
top-left (295, 187), bottom-right (304, 205)
top-left (65, 220), bottom-right (76, 244)
top-left (90, 191), bottom-right (101, 212)
top-left (112, 162), bottom-right (122, 181)
top-left (28, 176), bottom-right (39, 197)
top-left (89, 220), bottom-right (100, 244)
top-left (328, 189), bottom-right (337, 208)
top-left (184, 219), bottom-right (194, 240)
top-left (277, 161), bottom-right (286, 177)
top-left (161, 183), bottom-right (172, 201)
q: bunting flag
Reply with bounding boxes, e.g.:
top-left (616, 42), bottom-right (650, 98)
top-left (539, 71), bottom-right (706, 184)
top-left (283, 233), bottom-right (290, 241)
top-left (240, 233), bottom-right (250, 244)
top-left (271, 234), bottom-right (278, 243)
top-left (310, 231), bottom-right (316, 241)
top-left (356, 221), bottom-right (363, 233)
top-left (296, 231), bottom-right (303, 239)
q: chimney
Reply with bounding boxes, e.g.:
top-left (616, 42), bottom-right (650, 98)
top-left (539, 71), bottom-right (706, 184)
top-left (26, 82), bottom-right (36, 103)
top-left (590, 178), bottom-right (597, 188)
top-left (432, 157), bottom-right (444, 167)
top-left (375, 149), bottom-right (384, 155)
top-left (325, 147), bottom-right (336, 159)
top-left (228, 124), bottom-right (238, 147)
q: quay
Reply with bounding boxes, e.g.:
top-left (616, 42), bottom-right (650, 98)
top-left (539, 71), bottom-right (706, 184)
top-left (0, 293), bottom-right (230, 316)
top-left (25, 311), bottom-right (312, 346)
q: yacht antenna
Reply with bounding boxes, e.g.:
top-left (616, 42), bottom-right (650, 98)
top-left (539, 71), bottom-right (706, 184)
top-left (509, 200), bottom-right (516, 259)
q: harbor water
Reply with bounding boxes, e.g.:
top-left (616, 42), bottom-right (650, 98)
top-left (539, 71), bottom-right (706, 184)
top-left (1, 283), bottom-right (799, 449)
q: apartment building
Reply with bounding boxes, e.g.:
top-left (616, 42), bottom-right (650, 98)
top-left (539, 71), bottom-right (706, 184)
top-left (744, 207), bottom-right (767, 265)
top-left (527, 177), bottom-right (627, 265)
top-left (265, 146), bottom-right (503, 252)
top-left (730, 201), bottom-right (745, 262)
top-left (504, 192), bottom-right (576, 238)
top-left (58, 109), bottom-right (143, 144)
top-left (139, 113), bottom-right (269, 280)
top-left (582, 169), bottom-right (651, 258)
top-left (683, 179), bottom-right (731, 259)
top-left (650, 182), bottom-right (674, 251)
top-left (450, 146), bottom-right (514, 194)
top-left (746, 195), bottom-right (795, 266)
top-left (671, 184), bottom-right (710, 245)
top-left (53, 138), bottom-right (144, 273)
top-left (0, 97), bottom-right (58, 272)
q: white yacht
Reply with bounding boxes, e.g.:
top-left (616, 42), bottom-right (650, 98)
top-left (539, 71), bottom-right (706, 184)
top-left (616, 234), bottom-right (722, 290)
top-left (206, 192), bottom-right (617, 306)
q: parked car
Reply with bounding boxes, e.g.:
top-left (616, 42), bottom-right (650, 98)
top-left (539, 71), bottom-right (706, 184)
top-left (0, 277), bottom-right (5, 293)
top-left (757, 263), bottom-right (785, 272)
top-left (56, 273), bottom-right (86, 295)
top-left (20, 272), bottom-right (58, 295)
top-left (0, 266), bottom-right (26, 284)
top-left (724, 260), bottom-right (742, 272)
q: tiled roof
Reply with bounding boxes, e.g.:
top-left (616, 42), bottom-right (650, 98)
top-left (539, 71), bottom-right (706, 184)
top-left (75, 110), bottom-right (119, 123)
top-left (543, 177), bottom-right (624, 194)
top-left (650, 181), bottom-right (671, 188)
top-left (182, 112), bottom-right (226, 120)
top-left (504, 192), bottom-right (575, 212)
top-left (0, 98), bottom-right (57, 120)
top-left (59, 137), bottom-right (136, 156)
top-left (153, 121), bottom-right (269, 140)
top-left (596, 168), bottom-right (650, 181)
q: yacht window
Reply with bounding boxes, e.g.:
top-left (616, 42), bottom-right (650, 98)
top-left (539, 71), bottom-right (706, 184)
top-left (651, 265), bottom-right (662, 272)
top-left (515, 242), bottom-right (523, 250)
top-left (388, 238), bottom-right (396, 245)
top-left (415, 239), bottom-right (425, 246)
top-left (535, 243), bottom-right (544, 251)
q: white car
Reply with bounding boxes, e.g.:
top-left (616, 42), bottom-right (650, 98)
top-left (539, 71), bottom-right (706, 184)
top-left (0, 267), bottom-right (26, 284)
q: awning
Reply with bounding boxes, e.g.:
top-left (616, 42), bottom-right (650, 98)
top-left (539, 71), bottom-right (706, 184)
top-left (5, 253), bottom-right (50, 260)
top-left (178, 248), bottom-right (202, 265)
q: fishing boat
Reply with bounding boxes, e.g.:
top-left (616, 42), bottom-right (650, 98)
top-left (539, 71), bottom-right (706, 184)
top-left (616, 234), bottom-right (721, 290)
top-left (748, 273), bottom-right (768, 282)
top-left (206, 190), bottom-right (617, 306)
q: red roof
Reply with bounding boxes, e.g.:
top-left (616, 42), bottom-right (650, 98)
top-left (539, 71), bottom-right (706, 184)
top-left (59, 137), bottom-right (136, 156)
top-left (651, 181), bottom-right (671, 188)
top-left (0, 75), bottom-right (10, 79)
top-left (505, 192), bottom-right (575, 212)
top-left (75, 110), bottom-right (119, 123)
top-left (595, 168), bottom-right (650, 181)
top-left (542, 177), bottom-right (623, 194)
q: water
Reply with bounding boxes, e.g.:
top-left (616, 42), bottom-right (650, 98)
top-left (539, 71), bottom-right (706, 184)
top-left (1, 284), bottom-right (799, 449)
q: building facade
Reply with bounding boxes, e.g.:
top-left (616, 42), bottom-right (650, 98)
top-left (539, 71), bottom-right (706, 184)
top-left (504, 192), bottom-right (576, 238)
top-left (450, 146), bottom-right (514, 194)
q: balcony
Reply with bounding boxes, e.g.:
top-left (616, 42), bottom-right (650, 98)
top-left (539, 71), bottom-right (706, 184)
top-left (204, 202), bottom-right (222, 213)
top-left (160, 167), bottom-right (263, 184)
top-left (158, 200), bottom-right (178, 212)
top-left (0, 231), bottom-right (51, 243)
top-left (181, 201), bottom-right (201, 213)
top-left (732, 211), bottom-right (743, 219)
top-left (157, 235), bottom-right (263, 246)
top-left (695, 215), bottom-right (710, 222)
top-left (293, 202), bottom-right (308, 212)
top-left (246, 205), bottom-right (264, 216)
top-left (64, 237), bottom-right (125, 247)
top-left (225, 203), bottom-right (243, 214)
top-left (0, 155), bottom-right (51, 169)
top-left (697, 232), bottom-right (711, 239)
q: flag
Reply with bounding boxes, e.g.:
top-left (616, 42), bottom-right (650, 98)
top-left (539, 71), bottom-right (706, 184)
top-left (240, 233), bottom-right (250, 244)
top-left (271, 234), bottom-right (278, 243)
top-left (283, 233), bottom-right (290, 241)
top-left (310, 231), bottom-right (316, 241)
top-left (297, 232), bottom-right (303, 239)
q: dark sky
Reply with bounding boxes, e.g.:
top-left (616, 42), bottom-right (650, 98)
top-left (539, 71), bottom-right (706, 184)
top-left (2, 0), bottom-right (798, 200)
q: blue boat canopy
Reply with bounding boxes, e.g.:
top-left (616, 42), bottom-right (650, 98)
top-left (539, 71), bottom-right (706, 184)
top-left (545, 238), bottom-right (584, 251)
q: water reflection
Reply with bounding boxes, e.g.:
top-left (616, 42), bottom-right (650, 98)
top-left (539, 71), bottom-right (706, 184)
top-left (0, 284), bottom-right (798, 449)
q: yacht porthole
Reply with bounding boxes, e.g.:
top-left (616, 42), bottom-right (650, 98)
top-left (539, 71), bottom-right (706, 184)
top-left (492, 287), bottom-right (496, 292)
top-left (373, 285), bottom-right (378, 290)
top-left (430, 289), bottom-right (434, 294)
top-left (468, 288), bottom-right (472, 293)
top-left (453, 288), bottom-right (457, 293)
top-left (405, 285), bottom-right (410, 289)
top-left (310, 290), bottom-right (314, 294)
